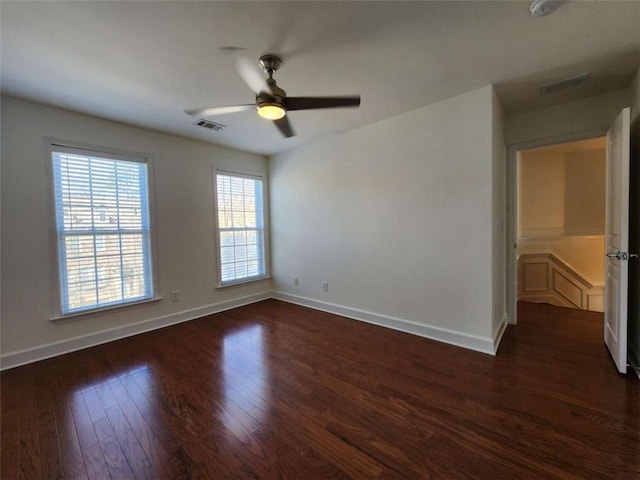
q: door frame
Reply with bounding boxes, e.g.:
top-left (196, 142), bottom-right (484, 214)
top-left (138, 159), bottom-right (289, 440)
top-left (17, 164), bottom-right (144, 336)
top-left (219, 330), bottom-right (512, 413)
top-left (506, 128), bottom-right (608, 325)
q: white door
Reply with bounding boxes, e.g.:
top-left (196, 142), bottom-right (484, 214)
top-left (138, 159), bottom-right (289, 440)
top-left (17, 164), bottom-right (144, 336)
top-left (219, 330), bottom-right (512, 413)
top-left (604, 107), bottom-right (631, 374)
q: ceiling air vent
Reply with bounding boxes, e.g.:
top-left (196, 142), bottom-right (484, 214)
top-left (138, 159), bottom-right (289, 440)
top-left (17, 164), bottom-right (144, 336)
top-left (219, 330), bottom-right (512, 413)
top-left (195, 119), bottom-right (225, 131)
top-left (540, 72), bottom-right (589, 94)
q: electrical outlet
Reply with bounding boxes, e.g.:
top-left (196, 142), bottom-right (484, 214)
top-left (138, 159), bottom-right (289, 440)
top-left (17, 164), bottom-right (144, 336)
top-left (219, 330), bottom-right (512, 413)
top-left (171, 290), bottom-right (179, 302)
top-left (322, 281), bottom-right (329, 292)
top-left (294, 277), bottom-right (299, 286)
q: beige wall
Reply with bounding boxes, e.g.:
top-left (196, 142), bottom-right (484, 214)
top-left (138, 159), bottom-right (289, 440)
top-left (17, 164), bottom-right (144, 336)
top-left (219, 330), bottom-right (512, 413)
top-left (517, 146), bottom-right (606, 287)
top-left (518, 147), bottom-right (606, 238)
top-left (1, 96), bottom-right (272, 366)
top-left (518, 236), bottom-right (605, 286)
top-left (565, 149), bottom-right (606, 235)
top-left (518, 151), bottom-right (565, 236)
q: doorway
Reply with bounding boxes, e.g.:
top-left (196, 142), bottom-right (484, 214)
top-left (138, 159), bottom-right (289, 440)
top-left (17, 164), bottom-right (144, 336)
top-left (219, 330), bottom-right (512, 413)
top-left (516, 137), bottom-right (607, 313)
top-left (506, 108), bottom-right (632, 375)
top-left (506, 129), bottom-right (608, 326)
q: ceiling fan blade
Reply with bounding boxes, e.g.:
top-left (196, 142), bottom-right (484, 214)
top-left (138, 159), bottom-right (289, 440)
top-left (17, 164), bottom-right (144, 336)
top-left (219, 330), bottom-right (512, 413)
top-left (185, 104), bottom-right (254, 117)
top-left (286, 96), bottom-right (361, 111)
top-left (235, 57), bottom-right (270, 94)
top-left (273, 116), bottom-right (295, 138)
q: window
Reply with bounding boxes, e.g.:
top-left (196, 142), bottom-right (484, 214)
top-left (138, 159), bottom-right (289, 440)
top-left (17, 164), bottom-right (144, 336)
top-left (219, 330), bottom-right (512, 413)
top-left (51, 146), bottom-right (154, 315)
top-left (215, 172), bottom-right (266, 285)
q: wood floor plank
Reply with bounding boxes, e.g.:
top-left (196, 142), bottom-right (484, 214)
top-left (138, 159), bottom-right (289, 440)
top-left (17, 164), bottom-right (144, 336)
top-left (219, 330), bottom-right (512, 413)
top-left (48, 366), bottom-right (90, 480)
top-left (35, 366), bottom-right (61, 478)
top-left (1, 371), bottom-right (22, 480)
top-left (106, 376), bottom-right (185, 479)
top-left (68, 387), bottom-right (99, 453)
top-left (64, 353), bottom-right (106, 423)
top-left (2, 300), bottom-right (639, 479)
top-left (117, 370), bottom-right (234, 479)
top-left (82, 442), bottom-right (110, 480)
top-left (16, 365), bottom-right (41, 480)
top-left (92, 416), bottom-right (136, 479)
top-left (93, 381), bottom-right (156, 479)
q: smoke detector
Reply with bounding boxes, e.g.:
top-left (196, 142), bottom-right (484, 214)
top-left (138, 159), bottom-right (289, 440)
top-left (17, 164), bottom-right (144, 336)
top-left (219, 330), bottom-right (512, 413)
top-left (530, 0), bottom-right (561, 17)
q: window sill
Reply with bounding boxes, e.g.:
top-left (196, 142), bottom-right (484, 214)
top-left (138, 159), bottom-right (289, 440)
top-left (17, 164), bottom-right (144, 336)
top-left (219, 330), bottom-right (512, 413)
top-left (216, 275), bottom-right (272, 289)
top-left (50, 297), bottom-right (162, 322)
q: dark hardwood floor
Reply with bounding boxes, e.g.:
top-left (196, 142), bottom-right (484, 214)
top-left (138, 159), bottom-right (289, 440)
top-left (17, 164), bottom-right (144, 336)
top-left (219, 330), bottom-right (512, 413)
top-left (1, 300), bottom-right (638, 479)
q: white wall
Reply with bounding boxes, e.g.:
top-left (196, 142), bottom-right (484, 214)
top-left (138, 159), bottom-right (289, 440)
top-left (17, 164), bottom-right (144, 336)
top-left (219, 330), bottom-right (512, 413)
top-left (492, 89), bottom-right (507, 338)
top-left (1, 96), bottom-right (272, 367)
top-left (270, 86), bottom-right (503, 353)
top-left (506, 88), bottom-right (631, 146)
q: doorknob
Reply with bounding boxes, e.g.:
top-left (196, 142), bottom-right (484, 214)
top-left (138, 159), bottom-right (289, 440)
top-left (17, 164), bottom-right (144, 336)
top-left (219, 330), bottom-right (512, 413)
top-left (606, 251), bottom-right (637, 260)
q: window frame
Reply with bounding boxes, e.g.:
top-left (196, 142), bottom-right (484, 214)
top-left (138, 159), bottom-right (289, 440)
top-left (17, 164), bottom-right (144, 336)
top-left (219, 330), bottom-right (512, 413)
top-left (213, 169), bottom-right (270, 288)
top-left (46, 139), bottom-right (160, 319)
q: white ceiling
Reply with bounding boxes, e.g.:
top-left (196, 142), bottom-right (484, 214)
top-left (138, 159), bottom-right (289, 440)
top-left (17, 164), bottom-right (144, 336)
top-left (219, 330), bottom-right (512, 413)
top-left (2, 1), bottom-right (639, 156)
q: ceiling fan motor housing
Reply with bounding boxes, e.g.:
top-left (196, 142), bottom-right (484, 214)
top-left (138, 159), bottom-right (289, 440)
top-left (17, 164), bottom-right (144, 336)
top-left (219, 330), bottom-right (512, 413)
top-left (259, 54), bottom-right (282, 74)
top-left (257, 78), bottom-right (287, 112)
top-left (256, 56), bottom-right (287, 120)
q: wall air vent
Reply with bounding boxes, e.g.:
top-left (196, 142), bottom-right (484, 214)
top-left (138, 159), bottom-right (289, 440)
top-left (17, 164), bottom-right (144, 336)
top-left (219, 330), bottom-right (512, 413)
top-left (540, 72), bottom-right (590, 94)
top-left (195, 119), bottom-right (225, 131)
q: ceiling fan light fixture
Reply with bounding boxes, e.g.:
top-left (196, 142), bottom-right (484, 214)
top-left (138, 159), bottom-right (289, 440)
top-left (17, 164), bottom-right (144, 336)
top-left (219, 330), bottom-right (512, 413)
top-left (257, 103), bottom-right (286, 120)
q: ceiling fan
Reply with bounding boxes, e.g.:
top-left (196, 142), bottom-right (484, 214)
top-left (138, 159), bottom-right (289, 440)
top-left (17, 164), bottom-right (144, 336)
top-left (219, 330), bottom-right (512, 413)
top-left (185, 54), bottom-right (361, 138)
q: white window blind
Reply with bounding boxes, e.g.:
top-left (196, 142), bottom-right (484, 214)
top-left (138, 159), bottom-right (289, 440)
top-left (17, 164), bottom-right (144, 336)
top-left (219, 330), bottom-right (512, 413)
top-left (216, 173), bottom-right (265, 284)
top-left (52, 148), bottom-right (153, 314)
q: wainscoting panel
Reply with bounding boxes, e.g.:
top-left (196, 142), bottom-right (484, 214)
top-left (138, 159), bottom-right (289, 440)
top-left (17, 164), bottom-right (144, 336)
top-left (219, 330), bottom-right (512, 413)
top-left (522, 262), bottom-right (549, 292)
top-left (553, 269), bottom-right (583, 308)
top-left (518, 253), bottom-right (603, 312)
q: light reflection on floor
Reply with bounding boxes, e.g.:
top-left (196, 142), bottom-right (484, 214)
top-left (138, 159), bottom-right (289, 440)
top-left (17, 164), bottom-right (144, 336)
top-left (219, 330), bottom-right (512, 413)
top-left (221, 324), bottom-right (268, 439)
top-left (70, 364), bottom-right (151, 396)
top-left (69, 364), bottom-right (152, 423)
top-left (65, 326), bottom-right (272, 452)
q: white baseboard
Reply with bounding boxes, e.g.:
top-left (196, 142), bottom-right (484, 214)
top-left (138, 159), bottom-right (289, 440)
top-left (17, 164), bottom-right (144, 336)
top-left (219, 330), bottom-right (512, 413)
top-left (272, 291), bottom-right (496, 355)
top-left (492, 314), bottom-right (508, 354)
top-left (0, 290), bottom-right (508, 370)
top-left (0, 291), bottom-right (271, 371)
